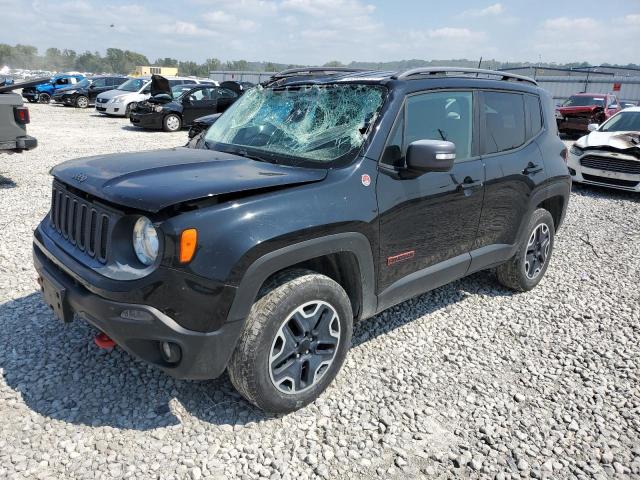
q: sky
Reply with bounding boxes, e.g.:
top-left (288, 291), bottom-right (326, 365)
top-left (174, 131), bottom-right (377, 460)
top-left (1, 0), bottom-right (639, 65)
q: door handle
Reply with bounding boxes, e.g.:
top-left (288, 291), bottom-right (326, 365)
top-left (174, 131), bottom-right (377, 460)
top-left (523, 162), bottom-right (543, 175)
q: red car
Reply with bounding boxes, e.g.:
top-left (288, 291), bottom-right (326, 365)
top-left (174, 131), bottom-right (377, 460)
top-left (556, 93), bottom-right (622, 135)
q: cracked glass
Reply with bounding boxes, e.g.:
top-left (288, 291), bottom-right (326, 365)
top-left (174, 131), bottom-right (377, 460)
top-left (204, 84), bottom-right (386, 165)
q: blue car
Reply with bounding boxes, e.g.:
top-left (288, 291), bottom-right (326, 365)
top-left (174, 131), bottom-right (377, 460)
top-left (21, 73), bottom-right (85, 104)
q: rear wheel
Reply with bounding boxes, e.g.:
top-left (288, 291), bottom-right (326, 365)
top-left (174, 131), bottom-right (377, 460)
top-left (38, 93), bottom-right (51, 104)
top-left (496, 208), bottom-right (555, 292)
top-left (75, 95), bottom-right (89, 108)
top-left (163, 113), bottom-right (182, 132)
top-left (227, 270), bottom-right (353, 414)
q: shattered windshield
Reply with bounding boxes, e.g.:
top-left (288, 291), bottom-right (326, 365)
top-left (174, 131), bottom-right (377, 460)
top-left (600, 111), bottom-right (640, 132)
top-left (204, 84), bottom-right (386, 164)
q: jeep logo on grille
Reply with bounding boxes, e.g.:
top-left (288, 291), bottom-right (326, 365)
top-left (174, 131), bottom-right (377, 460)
top-left (72, 173), bottom-right (88, 182)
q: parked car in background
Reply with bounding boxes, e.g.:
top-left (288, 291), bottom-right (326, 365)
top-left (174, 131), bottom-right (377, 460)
top-left (0, 78), bottom-right (44, 153)
top-left (33, 67), bottom-right (570, 413)
top-left (95, 75), bottom-right (217, 117)
top-left (186, 112), bottom-right (222, 147)
top-left (52, 75), bottom-right (128, 108)
top-left (568, 107), bottom-right (640, 192)
top-left (621, 100), bottom-right (639, 110)
top-left (556, 93), bottom-right (622, 136)
top-left (130, 80), bottom-right (245, 132)
top-left (21, 73), bottom-right (85, 104)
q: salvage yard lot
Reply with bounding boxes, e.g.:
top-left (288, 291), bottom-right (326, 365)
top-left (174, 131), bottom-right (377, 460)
top-left (0, 104), bottom-right (639, 479)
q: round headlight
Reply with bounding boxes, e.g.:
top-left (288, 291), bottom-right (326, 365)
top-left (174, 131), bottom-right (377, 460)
top-left (132, 216), bottom-right (159, 266)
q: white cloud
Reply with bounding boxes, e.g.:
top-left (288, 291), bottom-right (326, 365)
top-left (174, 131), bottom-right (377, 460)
top-left (543, 17), bottom-right (599, 30)
top-left (427, 27), bottom-right (483, 40)
top-left (623, 13), bottom-right (640, 26)
top-left (462, 3), bottom-right (503, 17)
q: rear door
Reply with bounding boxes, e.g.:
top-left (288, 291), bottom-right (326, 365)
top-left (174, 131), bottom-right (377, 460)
top-left (376, 90), bottom-right (485, 296)
top-left (472, 90), bottom-right (545, 268)
top-left (182, 87), bottom-right (217, 125)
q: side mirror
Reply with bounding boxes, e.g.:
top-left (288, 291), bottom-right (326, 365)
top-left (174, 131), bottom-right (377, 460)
top-left (587, 123), bottom-right (599, 132)
top-left (406, 140), bottom-right (456, 173)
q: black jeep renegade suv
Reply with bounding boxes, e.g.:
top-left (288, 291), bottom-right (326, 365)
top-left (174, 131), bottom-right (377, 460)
top-left (33, 67), bottom-right (570, 413)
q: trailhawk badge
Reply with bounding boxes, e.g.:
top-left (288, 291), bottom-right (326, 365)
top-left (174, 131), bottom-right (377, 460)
top-left (361, 174), bottom-right (371, 186)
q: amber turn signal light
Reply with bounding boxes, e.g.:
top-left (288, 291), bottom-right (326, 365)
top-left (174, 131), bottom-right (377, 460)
top-left (179, 228), bottom-right (198, 264)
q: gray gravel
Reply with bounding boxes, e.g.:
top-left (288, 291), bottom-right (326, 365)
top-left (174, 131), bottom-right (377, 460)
top-left (1, 103), bottom-right (639, 479)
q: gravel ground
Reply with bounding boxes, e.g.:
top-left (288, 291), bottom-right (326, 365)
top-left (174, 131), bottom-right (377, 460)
top-left (0, 103), bottom-right (639, 480)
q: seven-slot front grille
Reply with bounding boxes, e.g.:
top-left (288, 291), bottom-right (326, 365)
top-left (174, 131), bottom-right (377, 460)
top-left (580, 155), bottom-right (640, 175)
top-left (50, 182), bottom-right (113, 263)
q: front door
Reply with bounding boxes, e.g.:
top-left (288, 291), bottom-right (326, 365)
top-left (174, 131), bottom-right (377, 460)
top-left (376, 90), bottom-right (485, 303)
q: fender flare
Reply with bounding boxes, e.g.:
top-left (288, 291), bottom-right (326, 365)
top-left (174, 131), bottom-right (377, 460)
top-left (227, 232), bottom-right (377, 323)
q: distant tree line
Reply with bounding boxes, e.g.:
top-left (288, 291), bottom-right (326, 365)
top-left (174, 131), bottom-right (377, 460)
top-left (1, 43), bottom-right (638, 77)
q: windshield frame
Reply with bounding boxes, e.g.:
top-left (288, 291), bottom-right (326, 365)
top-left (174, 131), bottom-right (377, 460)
top-left (203, 82), bottom-right (388, 169)
top-left (562, 95), bottom-right (606, 107)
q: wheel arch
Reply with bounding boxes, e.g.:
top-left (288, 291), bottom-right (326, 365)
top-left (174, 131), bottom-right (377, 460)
top-left (227, 233), bottom-right (377, 325)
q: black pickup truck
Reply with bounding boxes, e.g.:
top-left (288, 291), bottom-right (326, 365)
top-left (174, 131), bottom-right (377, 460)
top-left (33, 67), bottom-right (570, 413)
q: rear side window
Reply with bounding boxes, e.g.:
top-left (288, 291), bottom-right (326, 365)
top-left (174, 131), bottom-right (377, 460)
top-left (482, 92), bottom-right (525, 154)
top-left (524, 94), bottom-right (543, 139)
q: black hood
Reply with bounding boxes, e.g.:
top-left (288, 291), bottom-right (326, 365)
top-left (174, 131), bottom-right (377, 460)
top-left (51, 148), bottom-right (327, 212)
top-left (150, 74), bottom-right (171, 96)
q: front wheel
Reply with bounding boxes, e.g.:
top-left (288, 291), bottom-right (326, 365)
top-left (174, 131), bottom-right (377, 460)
top-left (496, 208), bottom-right (555, 292)
top-left (38, 92), bottom-right (51, 104)
top-left (163, 113), bottom-right (182, 132)
top-left (227, 270), bottom-right (353, 414)
top-left (75, 95), bottom-right (89, 108)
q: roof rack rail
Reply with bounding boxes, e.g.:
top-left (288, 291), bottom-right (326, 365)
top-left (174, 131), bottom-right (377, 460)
top-left (270, 67), bottom-right (367, 79)
top-left (391, 67), bottom-right (538, 85)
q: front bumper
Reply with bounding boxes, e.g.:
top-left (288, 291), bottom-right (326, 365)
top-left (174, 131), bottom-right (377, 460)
top-left (32, 227), bottom-right (243, 380)
top-left (96, 102), bottom-right (126, 116)
top-left (130, 111), bottom-right (163, 129)
top-left (568, 152), bottom-right (640, 192)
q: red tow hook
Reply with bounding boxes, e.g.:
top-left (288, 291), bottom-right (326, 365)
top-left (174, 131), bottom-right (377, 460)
top-left (94, 332), bottom-right (116, 349)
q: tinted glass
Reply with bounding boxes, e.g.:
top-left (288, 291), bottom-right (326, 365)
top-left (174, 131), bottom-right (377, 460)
top-left (217, 88), bottom-right (237, 99)
top-left (405, 91), bottom-right (473, 161)
top-left (92, 78), bottom-right (107, 87)
top-left (524, 94), bottom-right (543, 139)
top-left (189, 87), bottom-right (216, 101)
top-left (483, 92), bottom-right (525, 154)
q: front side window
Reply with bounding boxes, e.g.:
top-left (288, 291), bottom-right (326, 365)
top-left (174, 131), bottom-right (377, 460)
top-left (92, 78), bottom-right (107, 88)
top-left (599, 111), bottom-right (640, 132)
top-left (217, 88), bottom-right (238, 99)
top-left (483, 91), bottom-right (525, 154)
top-left (204, 84), bottom-right (386, 165)
top-left (406, 91), bottom-right (473, 161)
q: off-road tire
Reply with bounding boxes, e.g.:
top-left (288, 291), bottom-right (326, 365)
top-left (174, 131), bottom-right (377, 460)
top-left (227, 270), bottom-right (353, 414)
top-left (75, 95), bottom-right (89, 108)
top-left (497, 208), bottom-right (555, 292)
top-left (38, 93), bottom-right (51, 104)
top-left (163, 113), bottom-right (182, 132)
